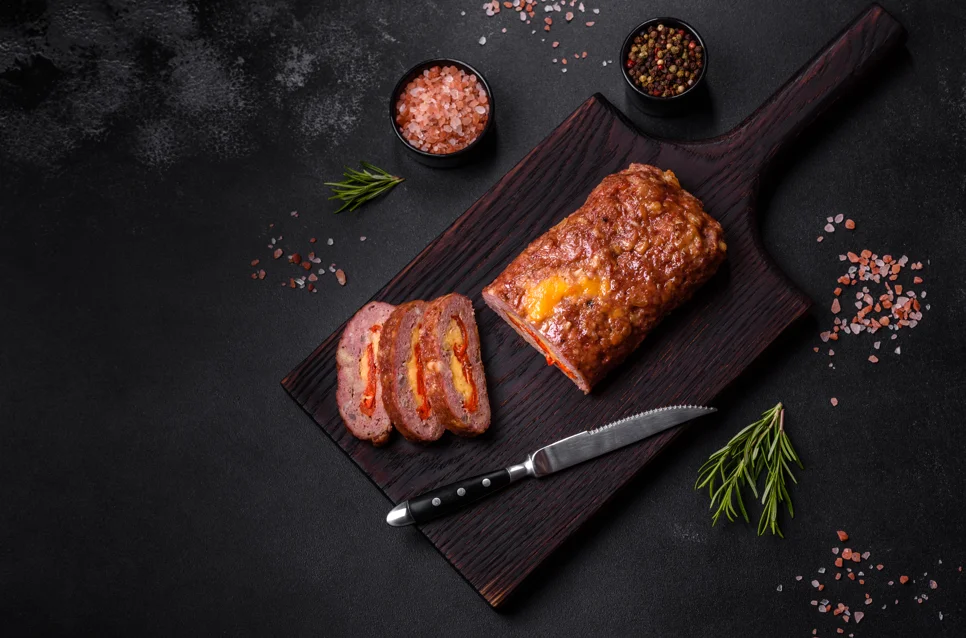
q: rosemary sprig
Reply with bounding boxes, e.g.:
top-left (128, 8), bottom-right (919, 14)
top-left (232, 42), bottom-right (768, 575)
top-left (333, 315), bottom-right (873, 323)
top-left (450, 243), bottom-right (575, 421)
top-left (695, 403), bottom-right (803, 537)
top-left (325, 162), bottom-right (404, 213)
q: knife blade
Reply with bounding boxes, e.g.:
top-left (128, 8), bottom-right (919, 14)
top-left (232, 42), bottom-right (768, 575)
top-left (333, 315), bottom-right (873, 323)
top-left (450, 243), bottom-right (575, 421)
top-left (386, 405), bottom-right (716, 527)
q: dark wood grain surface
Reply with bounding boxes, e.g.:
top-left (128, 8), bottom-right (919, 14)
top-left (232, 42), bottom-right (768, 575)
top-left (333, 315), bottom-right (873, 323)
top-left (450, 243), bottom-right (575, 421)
top-left (282, 4), bottom-right (904, 607)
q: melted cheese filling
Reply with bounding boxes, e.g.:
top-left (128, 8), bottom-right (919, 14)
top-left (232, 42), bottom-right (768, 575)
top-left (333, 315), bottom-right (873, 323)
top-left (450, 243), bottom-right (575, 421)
top-left (443, 317), bottom-right (478, 411)
top-left (523, 275), bottom-right (609, 323)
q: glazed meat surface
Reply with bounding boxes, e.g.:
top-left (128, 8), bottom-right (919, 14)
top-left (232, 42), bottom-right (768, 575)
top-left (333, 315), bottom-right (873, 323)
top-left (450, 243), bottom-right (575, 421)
top-left (482, 163), bottom-right (727, 392)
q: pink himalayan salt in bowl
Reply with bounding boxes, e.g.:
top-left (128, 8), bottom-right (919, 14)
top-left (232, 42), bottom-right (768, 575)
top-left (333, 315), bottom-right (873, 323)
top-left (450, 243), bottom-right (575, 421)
top-left (390, 59), bottom-right (495, 167)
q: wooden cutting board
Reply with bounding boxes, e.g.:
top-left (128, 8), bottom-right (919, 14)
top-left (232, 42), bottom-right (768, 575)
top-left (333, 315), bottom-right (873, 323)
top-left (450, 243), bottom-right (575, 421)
top-left (283, 4), bottom-right (904, 608)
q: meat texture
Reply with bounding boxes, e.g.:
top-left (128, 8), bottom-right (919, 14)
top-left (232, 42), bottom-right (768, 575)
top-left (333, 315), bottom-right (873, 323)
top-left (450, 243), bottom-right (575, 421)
top-left (336, 301), bottom-right (396, 445)
top-left (378, 301), bottom-right (445, 442)
top-left (482, 164), bottom-right (727, 393)
top-left (420, 293), bottom-right (491, 436)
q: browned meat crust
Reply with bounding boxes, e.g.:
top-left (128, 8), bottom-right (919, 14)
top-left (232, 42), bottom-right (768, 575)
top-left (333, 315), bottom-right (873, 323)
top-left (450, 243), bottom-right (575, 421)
top-left (482, 164), bottom-right (727, 393)
top-left (420, 293), bottom-right (491, 437)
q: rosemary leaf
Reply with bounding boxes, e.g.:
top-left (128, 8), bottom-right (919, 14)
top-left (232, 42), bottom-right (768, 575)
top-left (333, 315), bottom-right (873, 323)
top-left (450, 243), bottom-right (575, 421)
top-left (325, 161), bottom-right (404, 213)
top-left (695, 402), bottom-right (803, 537)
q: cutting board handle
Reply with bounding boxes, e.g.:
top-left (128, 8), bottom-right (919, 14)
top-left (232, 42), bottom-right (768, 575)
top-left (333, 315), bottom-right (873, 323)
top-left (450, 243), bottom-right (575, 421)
top-left (729, 3), bottom-right (905, 172)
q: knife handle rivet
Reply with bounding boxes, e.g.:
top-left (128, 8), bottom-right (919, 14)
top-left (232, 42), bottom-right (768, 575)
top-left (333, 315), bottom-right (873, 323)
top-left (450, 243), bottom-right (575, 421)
top-left (432, 497), bottom-right (441, 506)
top-left (457, 488), bottom-right (466, 496)
top-left (482, 479), bottom-right (491, 487)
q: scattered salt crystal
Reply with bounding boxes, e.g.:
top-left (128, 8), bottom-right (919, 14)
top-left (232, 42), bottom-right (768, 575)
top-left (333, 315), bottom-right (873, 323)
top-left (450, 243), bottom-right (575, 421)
top-left (832, 548), bottom-right (839, 554)
top-left (593, 7), bottom-right (599, 13)
top-left (873, 341), bottom-right (880, 349)
top-left (327, 238), bottom-right (334, 245)
top-left (777, 584), bottom-right (783, 592)
top-left (827, 216), bottom-right (834, 222)
top-left (830, 398), bottom-right (838, 407)
top-left (817, 236), bottom-right (824, 242)
top-left (479, 36), bottom-right (487, 45)
top-left (602, 61), bottom-right (607, 66)
top-left (818, 567), bottom-right (826, 574)
top-left (811, 579), bottom-right (820, 588)
top-left (796, 575), bottom-right (803, 581)
top-left (562, 68), bottom-right (567, 73)
top-left (834, 213), bottom-right (844, 223)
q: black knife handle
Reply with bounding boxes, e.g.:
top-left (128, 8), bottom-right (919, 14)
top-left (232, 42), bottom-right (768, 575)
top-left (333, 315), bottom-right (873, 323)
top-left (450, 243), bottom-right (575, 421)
top-left (407, 468), bottom-right (512, 525)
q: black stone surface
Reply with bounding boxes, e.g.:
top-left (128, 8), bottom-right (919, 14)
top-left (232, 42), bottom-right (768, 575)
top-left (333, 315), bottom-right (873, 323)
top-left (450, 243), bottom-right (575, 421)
top-left (2, 1), bottom-right (965, 635)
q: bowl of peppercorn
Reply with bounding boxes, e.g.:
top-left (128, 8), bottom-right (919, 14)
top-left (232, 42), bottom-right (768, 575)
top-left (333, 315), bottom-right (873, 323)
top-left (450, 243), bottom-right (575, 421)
top-left (620, 18), bottom-right (708, 117)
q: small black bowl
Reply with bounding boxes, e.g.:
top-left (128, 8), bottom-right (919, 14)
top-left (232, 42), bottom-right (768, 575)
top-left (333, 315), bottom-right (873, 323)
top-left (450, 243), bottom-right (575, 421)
top-left (389, 58), bottom-right (496, 168)
top-left (619, 17), bottom-right (709, 117)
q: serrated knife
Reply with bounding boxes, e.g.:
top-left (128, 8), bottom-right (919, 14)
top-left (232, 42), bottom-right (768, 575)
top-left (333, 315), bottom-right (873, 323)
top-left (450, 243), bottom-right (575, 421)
top-left (385, 405), bottom-right (715, 526)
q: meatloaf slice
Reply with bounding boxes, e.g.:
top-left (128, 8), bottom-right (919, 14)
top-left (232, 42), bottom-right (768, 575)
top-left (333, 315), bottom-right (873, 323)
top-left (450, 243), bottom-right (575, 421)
top-left (336, 301), bottom-right (395, 445)
top-left (378, 301), bottom-right (445, 443)
top-left (482, 164), bottom-right (727, 393)
top-left (420, 293), bottom-right (491, 437)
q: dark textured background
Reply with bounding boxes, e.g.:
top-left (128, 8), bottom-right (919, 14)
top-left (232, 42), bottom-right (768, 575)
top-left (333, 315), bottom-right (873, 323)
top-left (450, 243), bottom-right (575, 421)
top-left (2, 0), bottom-right (965, 635)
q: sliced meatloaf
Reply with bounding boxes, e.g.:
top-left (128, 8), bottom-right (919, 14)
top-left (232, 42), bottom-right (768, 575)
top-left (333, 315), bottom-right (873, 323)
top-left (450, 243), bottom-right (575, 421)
top-left (420, 293), bottom-right (491, 436)
top-left (336, 301), bottom-right (395, 445)
top-left (378, 301), bottom-right (445, 442)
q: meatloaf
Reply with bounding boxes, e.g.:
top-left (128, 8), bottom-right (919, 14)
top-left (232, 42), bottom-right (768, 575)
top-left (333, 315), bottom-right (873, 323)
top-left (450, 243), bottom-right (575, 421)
top-left (482, 164), bottom-right (727, 393)
top-left (378, 301), bottom-right (445, 443)
top-left (420, 293), bottom-right (491, 436)
top-left (336, 301), bottom-right (395, 445)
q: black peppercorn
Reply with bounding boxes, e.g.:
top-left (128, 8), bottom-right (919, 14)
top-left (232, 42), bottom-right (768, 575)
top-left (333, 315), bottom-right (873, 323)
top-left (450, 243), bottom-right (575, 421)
top-left (625, 22), bottom-right (704, 98)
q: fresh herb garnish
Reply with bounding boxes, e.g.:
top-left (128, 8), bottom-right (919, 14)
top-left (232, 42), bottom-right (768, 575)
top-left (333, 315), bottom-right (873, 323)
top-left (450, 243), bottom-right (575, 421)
top-left (325, 162), bottom-right (404, 213)
top-left (695, 402), bottom-right (803, 537)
